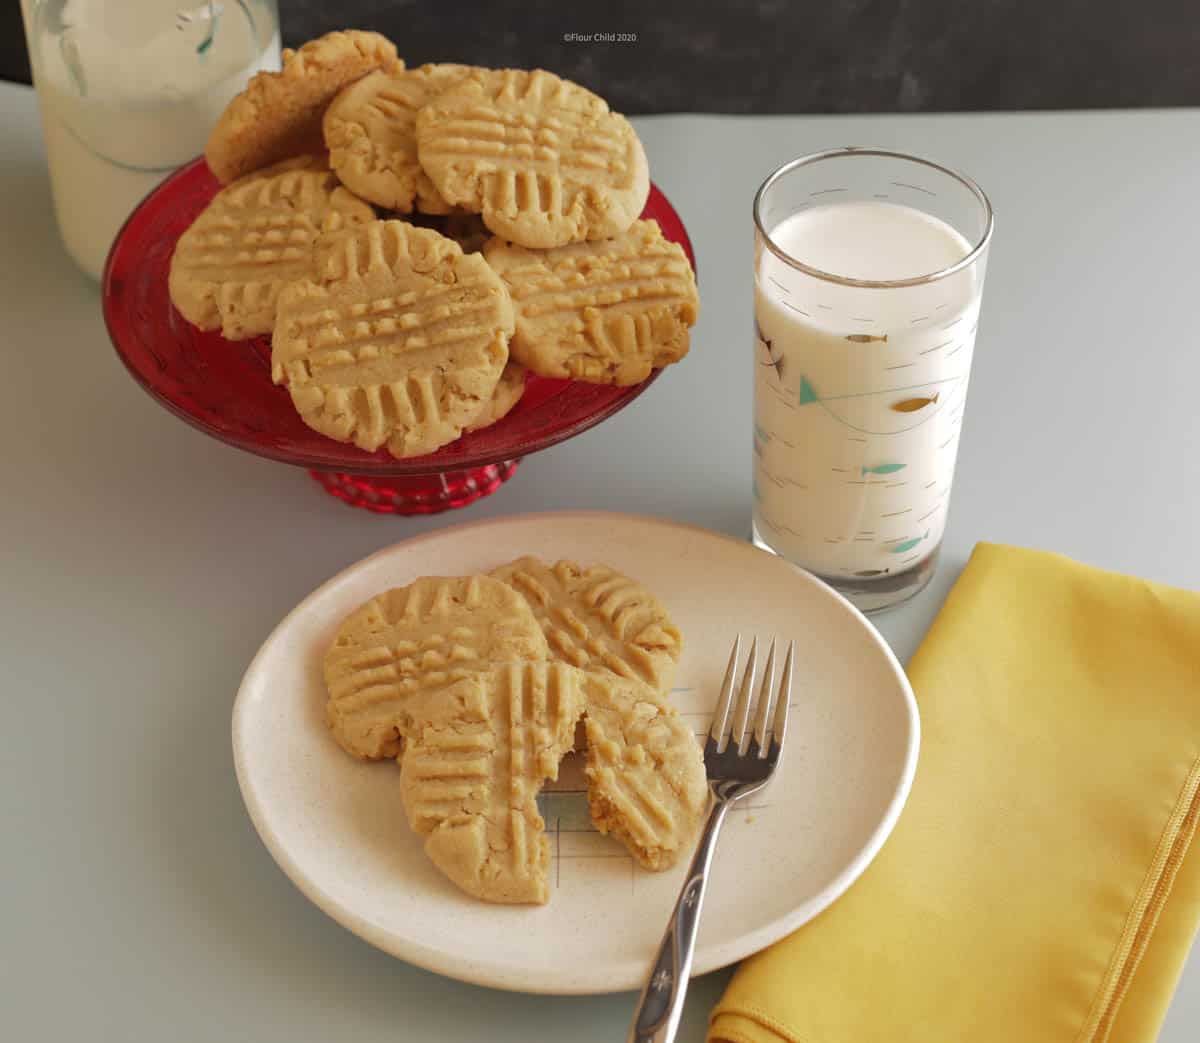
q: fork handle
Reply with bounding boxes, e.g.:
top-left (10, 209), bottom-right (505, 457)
top-left (627, 792), bottom-right (733, 1043)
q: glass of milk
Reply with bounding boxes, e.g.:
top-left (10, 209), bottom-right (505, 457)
top-left (20, 0), bottom-right (282, 281)
top-left (751, 147), bottom-right (993, 613)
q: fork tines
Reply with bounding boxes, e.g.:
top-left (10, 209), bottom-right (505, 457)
top-left (709, 635), bottom-right (794, 758)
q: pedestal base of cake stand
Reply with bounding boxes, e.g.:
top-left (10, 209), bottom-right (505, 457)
top-left (309, 460), bottom-right (521, 515)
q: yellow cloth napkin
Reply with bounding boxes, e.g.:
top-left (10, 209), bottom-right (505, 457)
top-left (710, 543), bottom-right (1200, 1043)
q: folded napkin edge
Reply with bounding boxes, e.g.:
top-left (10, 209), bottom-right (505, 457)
top-left (1081, 752), bottom-right (1200, 1042)
top-left (709, 544), bottom-right (1200, 1043)
top-left (710, 751), bottom-right (1200, 1043)
top-left (709, 1001), bottom-right (807, 1043)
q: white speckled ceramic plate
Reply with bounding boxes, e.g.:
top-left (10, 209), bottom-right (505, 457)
top-left (232, 512), bottom-right (919, 995)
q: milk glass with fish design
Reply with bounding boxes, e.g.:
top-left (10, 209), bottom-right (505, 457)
top-left (751, 148), bottom-right (993, 612)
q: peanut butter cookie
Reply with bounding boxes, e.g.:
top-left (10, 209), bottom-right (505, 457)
top-left (324, 63), bottom-right (479, 214)
top-left (399, 662), bottom-right (585, 903)
top-left (483, 220), bottom-right (698, 384)
top-left (323, 574), bottom-right (548, 759)
top-left (168, 156), bottom-right (374, 340)
top-left (416, 69), bottom-right (649, 248)
top-left (206, 29), bottom-right (398, 184)
top-left (272, 220), bottom-right (513, 458)
top-left (492, 556), bottom-right (682, 692)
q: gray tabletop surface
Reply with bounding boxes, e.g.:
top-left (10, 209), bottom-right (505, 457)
top-left (3, 80), bottom-right (1198, 1040)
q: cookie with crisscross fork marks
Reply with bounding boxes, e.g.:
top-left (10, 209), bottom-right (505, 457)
top-left (582, 672), bottom-right (707, 871)
top-left (168, 156), bottom-right (375, 340)
top-left (399, 661), bottom-right (585, 903)
top-left (205, 29), bottom-right (399, 185)
top-left (415, 68), bottom-right (649, 249)
top-left (324, 63), bottom-right (480, 214)
top-left (323, 574), bottom-right (548, 760)
top-left (271, 219), bottom-right (513, 458)
top-left (491, 557), bottom-right (682, 692)
top-left (484, 219), bottom-right (698, 384)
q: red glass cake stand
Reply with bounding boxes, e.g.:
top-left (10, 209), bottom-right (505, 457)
top-left (102, 159), bottom-right (695, 514)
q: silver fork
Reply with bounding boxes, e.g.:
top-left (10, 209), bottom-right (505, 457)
top-left (627, 636), bottom-right (794, 1043)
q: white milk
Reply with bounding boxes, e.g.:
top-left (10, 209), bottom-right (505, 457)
top-left (752, 201), bottom-right (981, 580)
top-left (22, 0), bottom-right (281, 280)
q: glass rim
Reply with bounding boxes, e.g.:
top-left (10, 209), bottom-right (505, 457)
top-left (752, 146), bottom-right (994, 290)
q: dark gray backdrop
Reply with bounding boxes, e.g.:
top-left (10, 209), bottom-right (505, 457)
top-left (6, 0), bottom-right (1199, 112)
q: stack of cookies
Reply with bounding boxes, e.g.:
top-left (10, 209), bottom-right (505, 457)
top-left (167, 30), bottom-right (700, 459)
top-left (324, 558), bottom-right (707, 905)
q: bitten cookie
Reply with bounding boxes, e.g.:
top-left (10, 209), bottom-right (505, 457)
top-left (324, 63), bottom-right (480, 214)
top-left (399, 662), bottom-right (585, 904)
top-left (206, 29), bottom-right (398, 184)
top-left (323, 574), bottom-right (549, 760)
top-left (168, 156), bottom-right (374, 340)
top-left (271, 220), bottom-right (513, 458)
top-left (415, 69), bottom-right (649, 248)
top-left (483, 220), bottom-right (699, 385)
top-left (582, 672), bottom-right (707, 871)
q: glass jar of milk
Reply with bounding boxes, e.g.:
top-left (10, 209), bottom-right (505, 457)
top-left (751, 148), bottom-right (993, 612)
top-left (20, 0), bottom-right (281, 281)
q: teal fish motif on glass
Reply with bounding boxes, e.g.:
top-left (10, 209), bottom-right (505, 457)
top-left (798, 377), bottom-right (820, 405)
top-left (889, 530), bottom-right (930, 554)
top-left (861, 463), bottom-right (906, 477)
